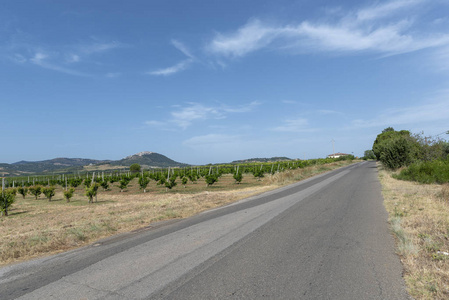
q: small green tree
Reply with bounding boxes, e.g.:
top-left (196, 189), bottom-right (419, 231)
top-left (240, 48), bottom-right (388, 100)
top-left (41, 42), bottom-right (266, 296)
top-left (188, 173), bottom-right (197, 184)
top-left (233, 172), bottom-right (243, 184)
top-left (85, 183), bottom-right (99, 203)
top-left (42, 186), bottom-right (56, 201)
top-left (28, 185), bottom-right (42, 200)
top-left (84, 178), bottom-right (92, 188)
top-left (100, 180), bottom-right (109, 191)
top-left (205, 174), bottom-right (219, 187)
top-left (363, 150), bottom-right (376, 160)
top-left (1, 189), bottom-right (16, 216)
top-left (181, 177), bottom-right (188, 188)
top-left (138, 176), bottom-right (150, 193)
top-left (119, 179), bottom-right (129, 192)
top-left (165, 176), bottom-right (177, 190)
top-left (252, 169), bottom-right (264, 180)
top-left (64, 188), bottom-right (75, 203)
top-left (17, 187), bottom-right (28, 199)
top-left (130, 163), bottom-right (141, 173)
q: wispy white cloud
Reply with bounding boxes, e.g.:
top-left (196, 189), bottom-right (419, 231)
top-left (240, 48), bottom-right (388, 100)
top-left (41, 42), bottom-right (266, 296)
top-left (77, 41), bottom-right (121, 55)
top-left (207, 19), bottom-right (278, 58)
top-left (171, 103), bottom-right (223, 129)
top-left (30, 52), bottom-right (89, 76)
top-left (148, 40), bottom-right (197, 76)
top-left (356, 0), bottom-right (424, 22)
top-left (171, 39), bottom-right (195, 59)
top-left (5, 37), bottom-right (122, 76)
top-left (147, 59), bottom-right (193, 76)
top-left (206, 0), bottom-right (449, 58)
top-left (145, 101), bottom-right (260, 130)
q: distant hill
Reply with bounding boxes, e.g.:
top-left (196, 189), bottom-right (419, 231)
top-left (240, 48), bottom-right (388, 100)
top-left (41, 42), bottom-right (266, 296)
top-left (231, 157), bottom-right (292, 164)
top-left (0, 152), bottom-right (188, 176)
top-left (0, 158), bottom-right (109, 176)
top-left (110, 151), bottom-right (188, 168)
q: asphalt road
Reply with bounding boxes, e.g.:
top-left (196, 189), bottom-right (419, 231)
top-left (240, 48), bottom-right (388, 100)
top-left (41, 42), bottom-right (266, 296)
top-left (0, 161), bottom-right (409, 299)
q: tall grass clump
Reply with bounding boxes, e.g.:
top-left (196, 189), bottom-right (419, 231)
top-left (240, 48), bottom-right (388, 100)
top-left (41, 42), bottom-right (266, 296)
top-left (393, 160), bottom-right (449, 184)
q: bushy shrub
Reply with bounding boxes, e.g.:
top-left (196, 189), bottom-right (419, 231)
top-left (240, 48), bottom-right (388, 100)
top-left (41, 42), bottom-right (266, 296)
top-left (42, 186), bottom-right (56, 201)
top-left (28, 185), bottom-right (42, 200)
top-left (64, 188), bottom-right (75, 202)
top-left (393, 160), bottom-right (449, 184)
top-left (0, 189), bottom-right (16, 216)
top-left (205, 174), bottom-right (219, 186)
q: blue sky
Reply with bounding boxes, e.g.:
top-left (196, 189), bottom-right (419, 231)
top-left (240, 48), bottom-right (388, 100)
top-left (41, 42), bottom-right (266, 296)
top-left (1, 0), bottom-right (449, 165)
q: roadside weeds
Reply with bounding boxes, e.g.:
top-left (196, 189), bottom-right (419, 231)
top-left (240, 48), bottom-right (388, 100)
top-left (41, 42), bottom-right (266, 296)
top-left (379, 164), bottom-right (449, 299)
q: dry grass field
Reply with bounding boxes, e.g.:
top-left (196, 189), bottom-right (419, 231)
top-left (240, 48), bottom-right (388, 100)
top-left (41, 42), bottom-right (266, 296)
top-left (379, 165), bottom-right (449, 299)
top-left (0, 161), bottom-right (354, 267)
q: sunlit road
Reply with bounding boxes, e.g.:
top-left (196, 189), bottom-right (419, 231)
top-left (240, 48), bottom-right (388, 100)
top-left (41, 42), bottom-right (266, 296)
top-left (0, 161), bottom-right (409, 299)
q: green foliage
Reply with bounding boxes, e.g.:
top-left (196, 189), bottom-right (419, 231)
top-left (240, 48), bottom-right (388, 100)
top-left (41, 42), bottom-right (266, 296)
top-left (205, 174), bottom-right (219, 186)
top-left (181, 177), bottom-right (188, 187)
top-left (1, 189), bottom-right (16, 216)
top-left (372, 128), bottom-right (420, 170)
top-left (119, 178), bottom-right (130, 192)
top-left (63, 188), bottom-right (75, 202)
top-left (17, 186), bottom-right (28, 199)
top-left (28, 185), bottom-right (42, 200)
top-left (100, 180), bottom-right (109, 191)
top-left (83, 179), bottom-right (91, 188)
top-left (130, 163), bottom-right (141, 173)
top-left (252, 168), bottom-right (265, 180)
top-left (138, 176), bottom-right (150, 192)
top-left (85, 183), bottom-right (100, 203)
top-left (393, 160), bottom-right (449, 184)
top-left (165, 176), bottom-right (177, 190)
top-left (42, 186), bottom-right (56, 201)
top-left (363, 150), bottom-right (376, 160)
top-left (69, 178), bottom-right (82, 188)
top-left (233, 172), bottom-right (243, 184)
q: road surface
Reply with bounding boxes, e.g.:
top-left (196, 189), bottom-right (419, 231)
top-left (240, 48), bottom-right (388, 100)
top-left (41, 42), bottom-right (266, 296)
top-left (0, 161), bottom-right (409, 299)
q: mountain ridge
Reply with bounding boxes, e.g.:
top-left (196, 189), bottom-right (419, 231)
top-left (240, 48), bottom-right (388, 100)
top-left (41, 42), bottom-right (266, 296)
top-left (0, 152), bottom-right (186, 176)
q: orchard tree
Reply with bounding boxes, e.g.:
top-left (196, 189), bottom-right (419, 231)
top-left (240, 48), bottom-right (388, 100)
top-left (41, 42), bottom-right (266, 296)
top-left (17, 187), bottom-right (28, 199)
top-left (205, 174), bottom-right (219, 187)
top-left (29, 185), bottom-right (42, 200)
top-left (1, 189), bottom-right (16, 216)
top-left (85, 183), bottom-right (100, 203)
top-left (233, 172), bottom-right (243, 184)
top-left (119, 178), bottom-right (129, 192)
top-left (100, 180), bottom-right (109, 191)
top-left (42, 186), bottom-right (56, 201)
top-left (181, 177), bottom-right (188, 188)
top-left (165, 176), bottom-right (177, 190)
top-left (138, 176), bottom-right (150, 193)
top-left (64, 188), bottom-right (75, 203)
top-left (252, 168), bottom-right (265, 181)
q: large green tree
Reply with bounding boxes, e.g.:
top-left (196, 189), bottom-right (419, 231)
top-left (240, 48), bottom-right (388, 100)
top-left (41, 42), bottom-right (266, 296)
top-left (372, 128), bottom-right (420, 169)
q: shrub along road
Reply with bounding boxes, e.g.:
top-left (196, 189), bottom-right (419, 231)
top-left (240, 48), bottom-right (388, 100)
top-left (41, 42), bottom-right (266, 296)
top-left (0, 161), bottom-right (409, 299)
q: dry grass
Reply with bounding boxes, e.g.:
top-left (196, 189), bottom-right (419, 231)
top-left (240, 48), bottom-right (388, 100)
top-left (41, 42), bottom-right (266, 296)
top-left (0, 160), bottom-right (354, 267)
top-left (379, 164), bottom-right (449, 299)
